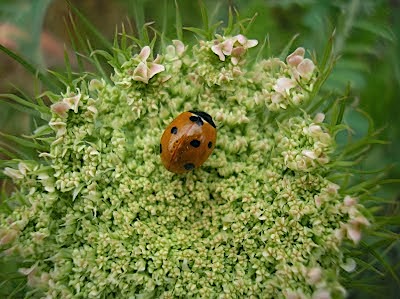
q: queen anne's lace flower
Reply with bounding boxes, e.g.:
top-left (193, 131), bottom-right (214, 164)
top-left (211, 34), bottom-right (258, 65)
top-left (1, 35), bottom-right (368, 298)
top-left (112, 46), bottom-right (165, 86)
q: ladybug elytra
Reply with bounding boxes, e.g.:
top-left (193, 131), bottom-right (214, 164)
top-left (160, 111), bottom-right (217, 174)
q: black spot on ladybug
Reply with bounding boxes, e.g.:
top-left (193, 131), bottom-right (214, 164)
top-left (189, 115), bottom-right (204, 126)
top-left (160, 143), bottom-right (162, 153)
top-left (171, 126), bottom-right (178, 134)
top-left (189, 110), bottom-right (216, 128)
top-left (184, 163), bottom-right (195, 170)
top-left (208, 141), bottom-right (213, 148)
top-left (190, 140), bottom-right (201, 148)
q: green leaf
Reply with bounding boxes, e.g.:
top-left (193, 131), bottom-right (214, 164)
top-left (63, 46), bottom-right (73, 85)
top-left (0, 98), bottom-right (40, 118)
top-left (0, 132), bottom-right (48, 151)
top-left (131, 0), bottom-right (146, 42)
top-left (174, 0), bottom-right (183, 41)
top-left (223, 6), bottom-right (234, 36)
top-left (0, 93), bottom-right (48, 115)
top-left (66, 0), bottom-right (112, 50)
top-left (183, 27), bottom-right (209, 38)
top-left (354, 20), bottom-right (395, 42)
top-left (255, 35), bottom-right (269, 63)
top-left (240, 13), bottom-right (258, 35)
top-left (278, 34), bottom-right (299, 61)
top-left (330, 92), bottom-right (348, 126)
top-left (0, 146), bottom-right (18, 159)
top-left (360, 241), bottom-right (400, 285)
top-left (88, 42), bottom-right (112, 84)
top-left (64, 13), bottom-right (85, 71)
top-left (0, 44), bottom-right (60, 92)
top-left (198, 0), bottom-right (210, 39)
top-left (0, 140), bottom-right (33, 160)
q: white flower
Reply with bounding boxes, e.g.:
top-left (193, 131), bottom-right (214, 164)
top-left (344, 195), bottom-right (357, 207)
top-left (307, 267), bottom-right (322, 284)
top-left (4, 167), bottom-right (24, 180)
top-left (313, 113), bottom-right (325, 123)
top-left (62, 93), bottom-right (81, 113)
top-left (0, 229), bottom-right (18, 245)
top-left (286, 47), bottom-right (315, 80)
top-left (49, 121), bottom-right (67, 137)
top-left (211, 38), bottom-right (235, 61)
top-left (132, 46), bottom-right (165, 84)
top-left (273, 77), bottom-right (296, 94)
top-left (235, 34), bottom-right (258, 49)
top-left (297, 58), bottom-right (315, 79)
top-left (340, 258), bottom-right (356, 272)
top-left (287, 47), bottom-right (305, 67)
top-left (17, 162), bottom-right (30, 176)
top-left (172, 40), bottom-right (185, 56)
top-left (50, 102), bottom-right (70, 118)
top-left (302, 149), bottom-right (318, 160)
top-left (345, 215), bottom-right (370, 244)
top-left (211, 34), bottom-right (258, 64)
top-left (312, 289), bottom-right (331, 299)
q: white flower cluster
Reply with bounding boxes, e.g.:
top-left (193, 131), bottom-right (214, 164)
top-left (211, 34), bottom-right (258, 65)
top-left (112, 46), bottom-right (165, 86)
top-left (1, 35), bottom-right (368, 298)
top-left (275, 115), bottom-right (332, 172)
top-left (252, 47), bottom-right (316, 111)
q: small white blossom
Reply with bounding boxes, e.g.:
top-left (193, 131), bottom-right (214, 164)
top-left (211, 34), bottom-right (258, 65)
top-left (62, 92), bottom-right (81, 113)
top-left (132, 46), bottom-right (165, 84)
top-left (50, 102), bottom-right (70, 118)
top-left (307, 267), bottom-right (322, 284)
top-left (287, 47), bottom-right (316, 80)
top-left (314, 113), bottom-right (325, 123)
top-left (341, 258), bottom-right (356, 272)
top-left (0, 228), bottom-right (18, 245)
top-left (4, 167), bottom-right (24, 180)
top-left (312, 289), bottom-right (331, 299)
top-left (274, 77), bottom-right (296, 94)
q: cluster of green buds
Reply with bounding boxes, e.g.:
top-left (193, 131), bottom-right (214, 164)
top-left (1, 32), bottom-right (369, 298)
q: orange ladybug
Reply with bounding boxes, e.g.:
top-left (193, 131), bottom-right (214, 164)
top-left (160, 111), bottom-right (217, 174)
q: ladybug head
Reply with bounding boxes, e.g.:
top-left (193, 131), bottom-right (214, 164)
top-left (189, 110), bottom-right (216, 128)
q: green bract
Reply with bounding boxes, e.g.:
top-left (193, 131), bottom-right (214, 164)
top-left (1, 34), bottom-right (369, 298)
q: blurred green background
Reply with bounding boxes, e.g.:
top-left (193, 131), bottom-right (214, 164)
top-left (0, 0), bottom-right (399, 298)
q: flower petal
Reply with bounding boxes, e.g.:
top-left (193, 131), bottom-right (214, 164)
top-left (51, 102), bottom-right (70, 118)
top-left (62, 94), bottom-right (81, 113)
top-left (287, 47), bottom-right (305, 65)
top-left (221, 39), bottom-right (235, 55)
top-left (148, 63), bottom-right (165, 79)
top-left (245, 39), bottom-right (258, 48)
top-left (340, 258), bottom-right (356, 272)
top-left (138, 46), bottom-right (151, 61)
top-left (273, 77), bottom-right (296, 94)
top-left (211, 44), bottom-right (225, 61)
top-left (297, 58), bottom-right (315, 78)
top-left (172, 40), bottom-right (185, 56)
top-left (132, 62), bottom-right (148, 83)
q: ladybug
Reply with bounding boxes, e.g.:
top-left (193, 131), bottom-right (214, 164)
top-left (160, 111), bottom-right (217, 174)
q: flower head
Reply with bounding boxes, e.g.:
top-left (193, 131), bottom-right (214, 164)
top-left (211, 34), bottom-right (258, 65)
top-left (0, 35), bottom-right (368, 298)
top-left (113, 46), bottom-right (165, 86)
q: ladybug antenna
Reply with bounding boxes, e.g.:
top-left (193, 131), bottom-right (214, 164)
top-left (189, 110), bottom-right (216, 128)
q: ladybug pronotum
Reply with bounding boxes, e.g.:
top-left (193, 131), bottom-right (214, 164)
top-left (160, 111), bottom-right (217, 174)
